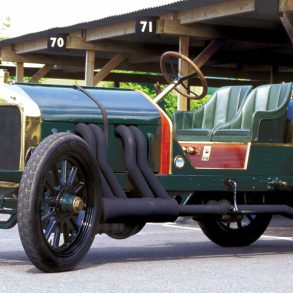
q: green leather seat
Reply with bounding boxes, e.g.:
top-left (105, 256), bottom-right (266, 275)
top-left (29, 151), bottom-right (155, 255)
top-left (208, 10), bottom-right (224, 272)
top-left (174, 85), bottom-right (252, 141)
top-left (212, 83), bottom-right (292, 142)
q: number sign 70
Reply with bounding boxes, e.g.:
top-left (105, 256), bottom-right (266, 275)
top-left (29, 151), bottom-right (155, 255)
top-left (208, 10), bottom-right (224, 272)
top-left (49, 37), bottom-right (65, 48)
top-left (47, 35), bottom-right (67, 51)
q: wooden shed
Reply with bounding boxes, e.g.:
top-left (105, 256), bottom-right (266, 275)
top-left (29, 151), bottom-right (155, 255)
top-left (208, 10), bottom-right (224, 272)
top-left (0, 0), bottom-right (292, 110)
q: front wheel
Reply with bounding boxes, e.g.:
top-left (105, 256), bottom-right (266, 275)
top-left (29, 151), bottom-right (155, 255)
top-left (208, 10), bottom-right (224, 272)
top-left (198, 214), bottom-right (272, 247)
top-left (18, 133), bottom-right (101, 272)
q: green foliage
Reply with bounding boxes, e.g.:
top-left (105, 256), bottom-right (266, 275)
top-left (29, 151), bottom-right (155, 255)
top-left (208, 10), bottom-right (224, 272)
top-left (0, 17), bottom-right (11, 40)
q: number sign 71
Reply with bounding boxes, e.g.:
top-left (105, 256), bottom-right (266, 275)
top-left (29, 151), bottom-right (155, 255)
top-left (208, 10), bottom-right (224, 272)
top-left (135, 17), bottom-right (157, 36)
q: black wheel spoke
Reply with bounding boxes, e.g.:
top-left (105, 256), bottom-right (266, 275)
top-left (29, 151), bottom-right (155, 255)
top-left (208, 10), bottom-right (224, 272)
top-left (77, 210), bottom-right (85, 226)
top-left (45, 181), bottom-right (55, 194)
top-left (41, 208), bottom-right (55, 222)
top-left (52, 165), bottom-right (61, 187)
top-left (60, 160), bottom-right (68, 186)
top-left (52, 227), bottom-right (61, 247)
top-left (70, 215), bottom-right (79, 231)
top-left (67, 166), bottom-right (78, 189)
top-left (62, 223), bottom-right (71, 244)
top-left (74, 182), bottom-right (85, 195)
top-left (44, 217), bottom-right (57, 240)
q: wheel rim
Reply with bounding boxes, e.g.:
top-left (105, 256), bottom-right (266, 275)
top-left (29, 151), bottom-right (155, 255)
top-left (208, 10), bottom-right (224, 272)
top-left (40, 155), bottom-right (94, 255)
top-left (220, 214), bottom-right (256, 230)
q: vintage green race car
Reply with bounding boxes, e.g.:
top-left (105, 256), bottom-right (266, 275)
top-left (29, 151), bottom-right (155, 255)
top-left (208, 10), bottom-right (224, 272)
top-left (0, 51), bottom-right (292, 272)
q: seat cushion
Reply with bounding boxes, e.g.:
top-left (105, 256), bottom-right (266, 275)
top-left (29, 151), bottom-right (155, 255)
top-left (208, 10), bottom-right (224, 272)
top-left (175, 128), bottom-right (211, 141)
top-left (212, 129), bottom-right (251, 142)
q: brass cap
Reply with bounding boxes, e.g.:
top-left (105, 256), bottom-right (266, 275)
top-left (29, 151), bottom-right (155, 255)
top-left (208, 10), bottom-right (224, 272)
top-left (72, 197), bottom-right (84, 213)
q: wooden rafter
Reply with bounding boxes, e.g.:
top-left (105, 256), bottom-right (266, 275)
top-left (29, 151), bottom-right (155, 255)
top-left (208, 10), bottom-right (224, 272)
top-left (156, 19), bottom-right (220, 39)
top-left (67, 36), bottom-right (159, 58)
top-left (86, 21), bottom-right (135, 42)
top-left (280, 0), bottom-right (293, 12)
top-left (0, 48), bottom-right (85, 67)
top-left (177, 0), bottom-right (255, 24)
top-left (93, 53), bottom-right (127, 86)
top-left (280, 12), bottom-right (293, 44)
top-left (28, 64), bottom-right (54, 83)
top-left (14, 39), bottom-right (47, 54)
top-left (193, 39), bottom-right (223, 68)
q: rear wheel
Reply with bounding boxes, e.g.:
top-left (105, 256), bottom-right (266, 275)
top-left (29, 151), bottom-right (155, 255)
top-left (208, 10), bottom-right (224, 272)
top-left (198, 214), bottom-right (271, 247)
top-left (18, 133), bottom-right (100, 272)
top-left (106, 223), bottom-right (145, 239)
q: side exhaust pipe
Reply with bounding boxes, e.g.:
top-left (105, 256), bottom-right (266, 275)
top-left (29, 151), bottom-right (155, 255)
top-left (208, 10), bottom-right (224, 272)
top-left (115, 125), bottom-right (155, 198)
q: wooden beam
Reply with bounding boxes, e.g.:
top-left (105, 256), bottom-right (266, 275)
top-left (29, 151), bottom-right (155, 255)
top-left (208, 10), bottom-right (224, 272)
top-left (16, 62), bottom-right (24, 82)
top-left (67, 36), bottom-right (160, 58)
top-left (193, 39), bottom-right (223, 68)
top-left (178, 0), bottom-right (255, 24)
top-left (28, 64), bottom-right (53, 83)
top-left (156, 19), bottom-right (220, 39)
top-left (280, 12), bottom-right (293, 44)
top-left (280, 0), bottom-right (293, 12)
top-left (177, 36), bottom-right (189, 111)
top-left (93, 53), bottom-right (127, 85)
top-left (67, 36), bottom-right (130, 53)
top-left (85, 50), bottom-right (95, 86)
top-left (14, 38), bottom-right (47, 54)
top-left (0, 64), bottom-right (273, 82)
top-left (0, 48), bottom-right (85, 67)
top-left (86, 21), bottom-right (135, 41)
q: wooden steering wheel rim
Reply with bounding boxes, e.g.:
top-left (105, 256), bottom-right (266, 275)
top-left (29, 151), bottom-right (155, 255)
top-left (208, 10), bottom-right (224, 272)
top-left (160, 51), bottom-right (208, 100)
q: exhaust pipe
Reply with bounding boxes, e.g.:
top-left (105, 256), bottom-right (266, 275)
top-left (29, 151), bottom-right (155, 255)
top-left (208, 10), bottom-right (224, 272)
top-left (129, 126), bottom-right (170, 199)
top-left (115, 125), bottom-right (155, 198)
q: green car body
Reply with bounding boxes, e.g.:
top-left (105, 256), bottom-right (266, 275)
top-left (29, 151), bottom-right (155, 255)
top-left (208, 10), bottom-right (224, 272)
top-left (0, 81), bottom-right (292, 272)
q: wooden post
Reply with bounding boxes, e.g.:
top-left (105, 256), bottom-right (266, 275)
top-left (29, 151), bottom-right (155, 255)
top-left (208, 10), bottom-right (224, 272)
top-left (85, 50), bottom-right (95, 86)
top-left (178, 36), bottom-right (189, 111)
top-left (114, 80), bottom-right (120, 88)
top-left (270, 65), bottom-right (278, 83)
top-left (16, 62), bottom-right (24, 82)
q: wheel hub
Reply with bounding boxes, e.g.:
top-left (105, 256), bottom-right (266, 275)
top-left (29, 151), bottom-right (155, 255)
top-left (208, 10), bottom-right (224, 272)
top-left (58, 193), bottom-right (84, 214)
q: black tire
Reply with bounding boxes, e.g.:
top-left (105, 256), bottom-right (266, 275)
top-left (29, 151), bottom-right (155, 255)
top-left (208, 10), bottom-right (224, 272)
top-left (198, 214), bottom-right (272, 247)
top-left (18, 133), bottom-right (100, 272)
top-left (106, 223), bottom-right (145, 240)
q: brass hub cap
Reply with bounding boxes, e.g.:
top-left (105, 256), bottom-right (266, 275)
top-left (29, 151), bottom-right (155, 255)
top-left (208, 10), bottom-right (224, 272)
top-left (72, 197), bottom-right (84, 213)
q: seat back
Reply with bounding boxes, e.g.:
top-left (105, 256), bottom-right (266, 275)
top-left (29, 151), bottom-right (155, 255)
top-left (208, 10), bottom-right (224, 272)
top-left (240, 83), bottom-right (291, 130)
top-left (201, 85), bottom-right (252, 129)
top-left (174, 85), bottom-right (252, 131)
top-left (212, 83), bottom-right (292, 142)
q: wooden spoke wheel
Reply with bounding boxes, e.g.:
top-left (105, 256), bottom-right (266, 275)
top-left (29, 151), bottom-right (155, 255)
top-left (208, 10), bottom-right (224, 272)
top-left (18, 133), bottom-right (100, 272)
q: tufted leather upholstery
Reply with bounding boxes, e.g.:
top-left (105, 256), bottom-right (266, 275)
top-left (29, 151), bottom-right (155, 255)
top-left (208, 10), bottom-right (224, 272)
top-left (212, 83), bottom-right (292, 142)
top-left (174, 85), bottom-right (252, 141)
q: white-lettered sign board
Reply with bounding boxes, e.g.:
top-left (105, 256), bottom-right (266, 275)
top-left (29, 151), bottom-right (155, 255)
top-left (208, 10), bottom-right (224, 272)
top-left (47, 35), bottom-right (67, 52)
top-left (135, 17), bottom-right (157, 36)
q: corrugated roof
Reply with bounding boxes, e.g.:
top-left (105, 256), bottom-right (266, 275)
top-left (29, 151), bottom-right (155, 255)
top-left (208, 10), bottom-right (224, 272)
top-left (0, 0), bottom-right (222, 46)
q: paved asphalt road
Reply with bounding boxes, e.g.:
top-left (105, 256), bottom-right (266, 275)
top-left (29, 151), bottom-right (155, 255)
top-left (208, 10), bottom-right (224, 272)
top-left (0, 216), bottom-right (293, 293)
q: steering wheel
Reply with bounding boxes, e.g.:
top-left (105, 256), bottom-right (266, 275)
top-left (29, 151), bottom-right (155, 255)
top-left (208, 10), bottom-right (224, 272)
top-left (160, 51), bottom-right (208, 100)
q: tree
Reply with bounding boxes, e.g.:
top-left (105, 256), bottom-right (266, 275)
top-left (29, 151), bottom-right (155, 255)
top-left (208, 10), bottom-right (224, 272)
top-left (0, 17), bottom-right (11, 40)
